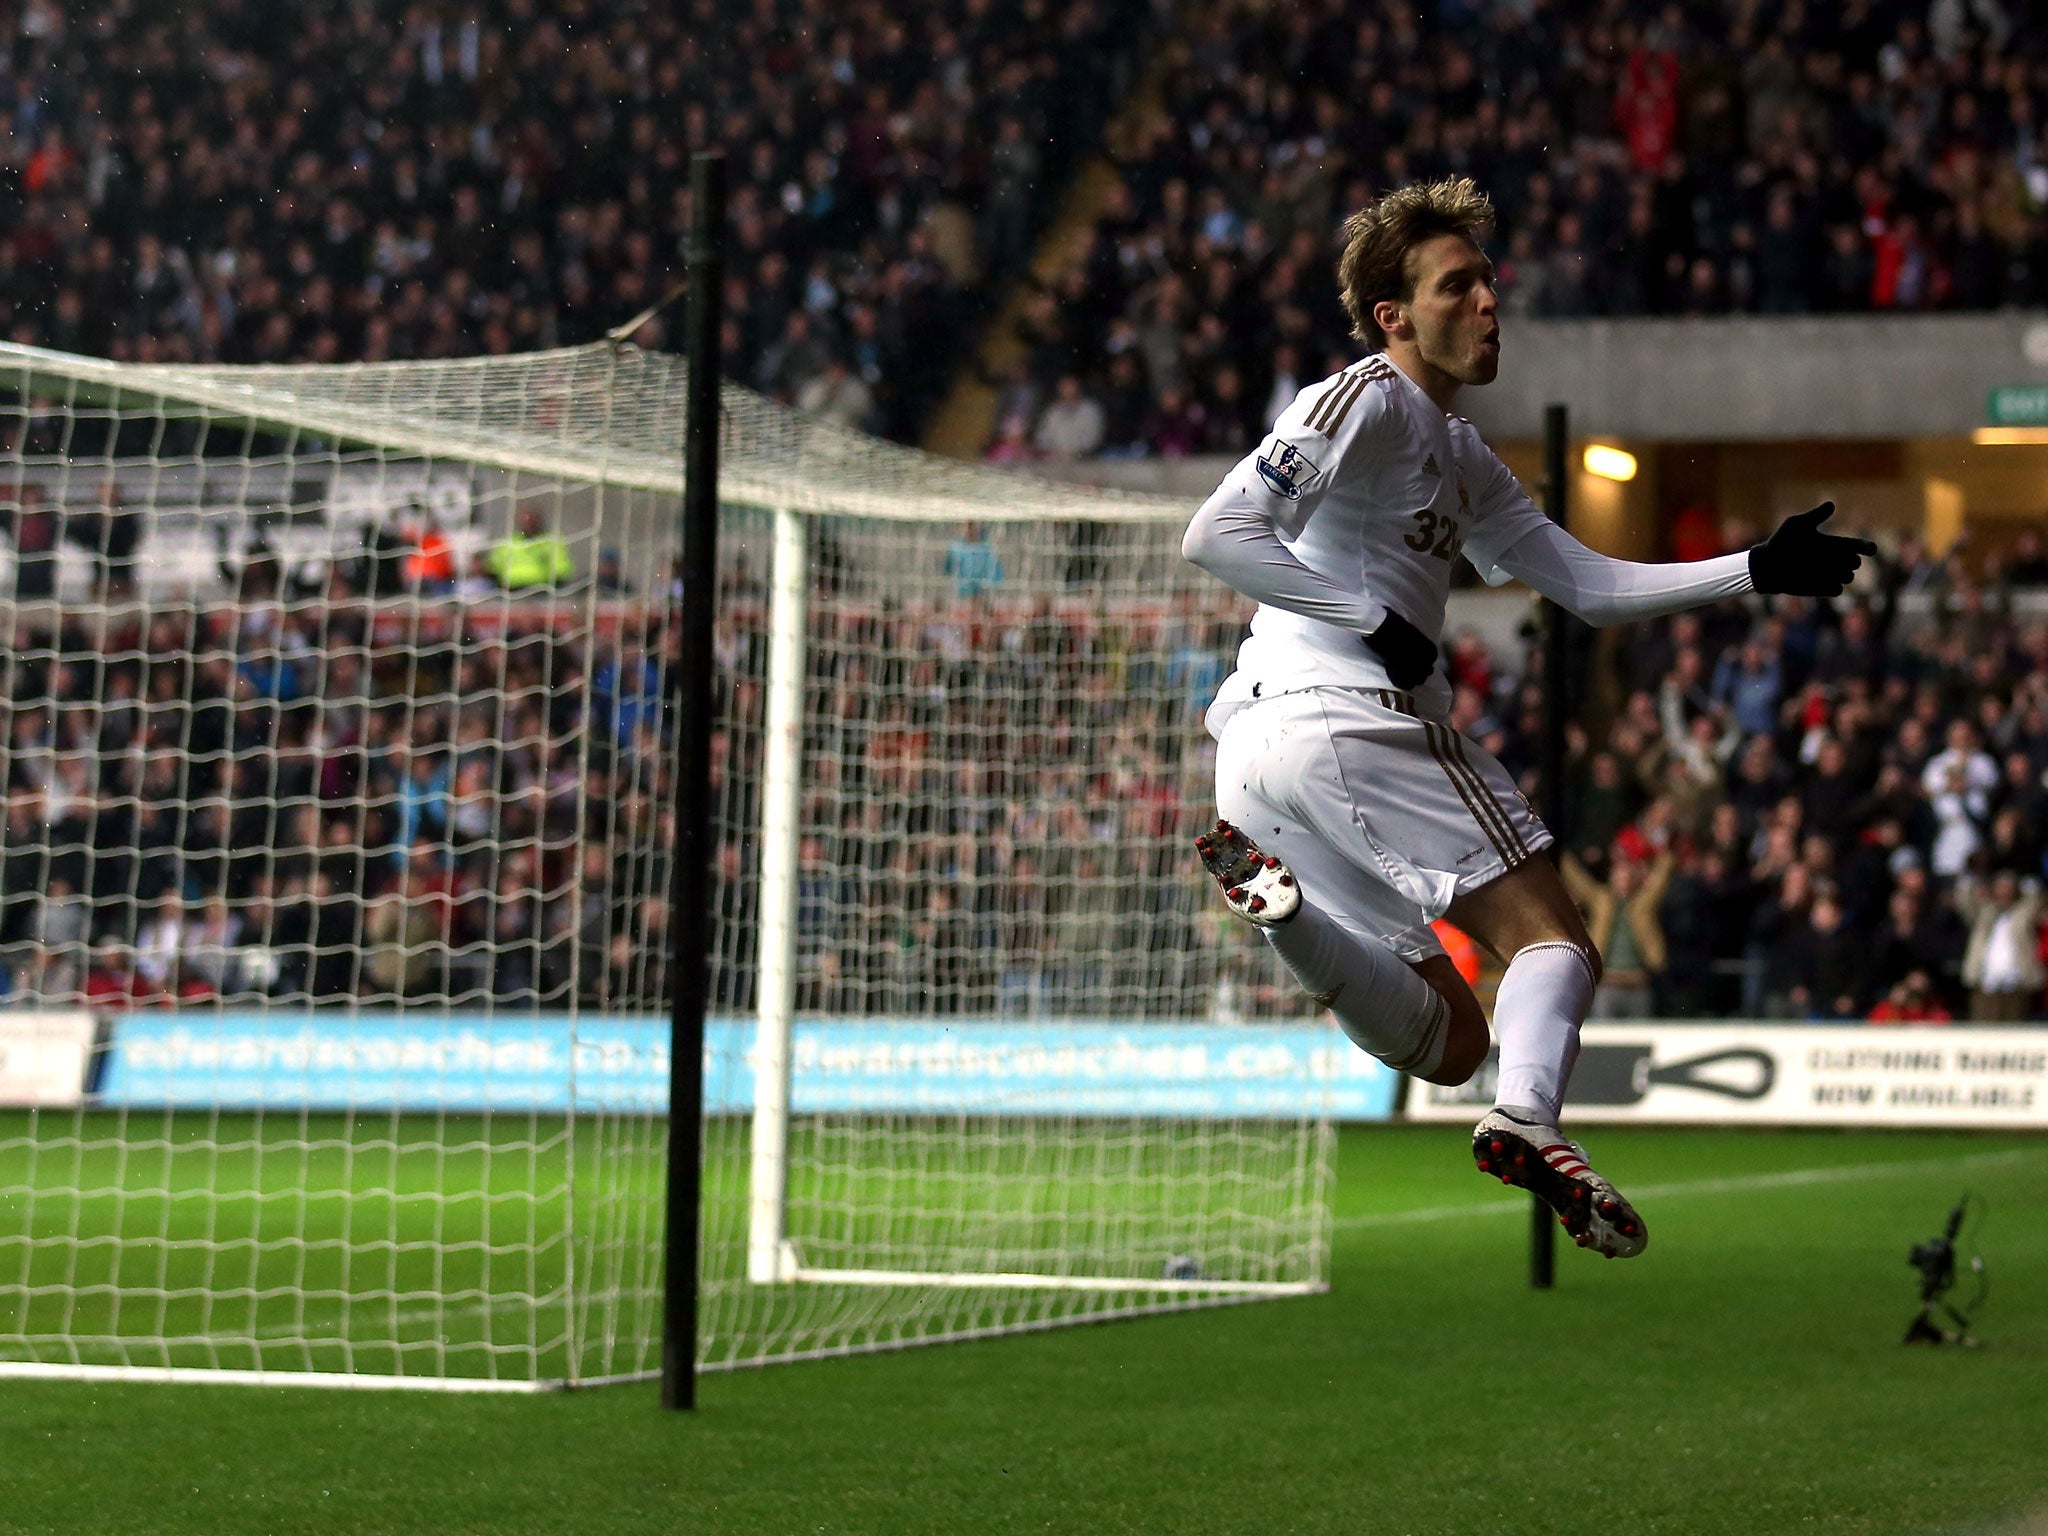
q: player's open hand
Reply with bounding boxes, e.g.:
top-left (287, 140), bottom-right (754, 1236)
top-left (1362, 610), bottom-right (1438, 689)
top-left (1748, 502), bottom-right (1878, 598)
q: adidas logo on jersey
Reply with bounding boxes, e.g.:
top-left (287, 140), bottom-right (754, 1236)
top-left (1422, 453), bottom-right (1440, 477)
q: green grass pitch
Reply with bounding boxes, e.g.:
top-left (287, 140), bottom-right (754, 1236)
top-left (2, 1121), bottom-right (2044, 1535)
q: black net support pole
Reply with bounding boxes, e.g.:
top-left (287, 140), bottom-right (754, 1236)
top-left (662, 149), bottom-right (726, 1411)
top-left (1530, 401), bottom-right (1572, 1292)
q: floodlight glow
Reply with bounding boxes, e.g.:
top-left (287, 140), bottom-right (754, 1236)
top-left (1582, 444), bottom-right (1638, 481)
top-left (1970, 427), bottom-right (2048, 445)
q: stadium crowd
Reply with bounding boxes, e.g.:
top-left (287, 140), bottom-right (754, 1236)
top-left (0, 0), bottom-right (1146, 444)
top-left (0, 0), bottom-right (1155, 444)
top-left (0, 494), bottom-right (2044, 1025)
top-left (1538, 539), bottom-right (2048, 1024)
top-left (8, 0), bottom-right (2048, 466)
top-left (0, 546), bottom-right (686, 1015)
top-left (8, 0), bottom-right (2048, 1023)
top-left (990, 0), bottom-right (2048, 459)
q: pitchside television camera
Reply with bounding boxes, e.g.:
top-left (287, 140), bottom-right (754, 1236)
top-left (1902, 1195), bottom-right (1987, 1347)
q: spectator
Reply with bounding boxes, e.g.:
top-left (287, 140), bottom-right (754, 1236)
top-left (1872, 884), bottom-right (1960, 1001)
top-left (83, 940), bottom-right (143, 1010)
top-left (944, 524), bottom-right (1005, 598)
top-left (1868, 970), bottom-right (1954, 1024)
top-left (1143, 386), bottom-right (1206, 458)
top-left (0, 403), bottom-right (2041, 1039)
top-left (795, 358), bottom-right (876, 432)
top-left (0, 0), bottom-right (2038, 467)
top-left (6, 485), bottom-right (61, 600)
top-left (180, 895), bottom-right (244, 996)
top-left (1097, 352), bottom-right (1153, 456)
top-left (1926, 758), bottom-right (1994, 881)
top-left (486, 506), bottom-right (574, 593)
top-left (1711, 639), bottom-right (1784, 739)
top-left (1655, 848), bottom-right (1745, 1018)
top-left (1570, 751), bottom-right (1640, 854)
top-left (982, 117), bottom-right (1043, 279)
top-left (403, 520), bottom-right (457, 594)
top-left (1958, 871), bottom-right (2045, 1021)
top-left (134, 897), bottom-right (187, 993)
top-left (1033, 377), bottom-right (1107, 460)
top-left (1750, 864), bottom-right (1816, 1018)
top-left (358, 516), bottom-right (414, 599)
top-left (69, 481), bottom-right (144, 599)
top-left (1789, 889), bottom-right (1871, 1020)
top-left (1561, 850), bottom-right (1671, 1019)
top-left (362, 888), bottom-right (435, 1001)
top-left (6, 0), bottom-right (1166, 446)
top-left (982, 412), bottom-right (1039, 465)
top-left (27, 874), bottom-right (91, 998)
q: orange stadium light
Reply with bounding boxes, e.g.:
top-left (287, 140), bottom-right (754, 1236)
top-left (1581, 443), bottom-right (1638, 481)
top-left (1969, 427), bottom-right (2048, 445)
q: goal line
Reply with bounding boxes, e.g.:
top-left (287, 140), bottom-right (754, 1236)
top-left (788, 1268), bottom-right (1325, 1296)
top-left (0, 1361), bottom-right (552, 1393)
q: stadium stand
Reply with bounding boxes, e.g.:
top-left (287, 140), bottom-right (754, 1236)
top-left (0, 0), bottom-right (1149, 444)
top-left (1549, 551), bottom-right (2048, 1023)
top-left (1, 0), bottom-right (2045, 1026)
top-left (0, 487), bottom-right (2042, 1024)
top-left (0, 589), bottom-right (683, 1016)
top-left (986, 0), bottom-right (2048, 458)
top-left (13, 0), bottom-right (2045, 465)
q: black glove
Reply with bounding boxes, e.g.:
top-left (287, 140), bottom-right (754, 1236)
top-left (1363, 609), bottom-right (1438, 689)
top-left (1748, 502), bottom-right (1878, 597)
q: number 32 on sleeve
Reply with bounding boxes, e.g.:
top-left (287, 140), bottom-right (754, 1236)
top-left (1401, 509), bottom-right (1464, 562)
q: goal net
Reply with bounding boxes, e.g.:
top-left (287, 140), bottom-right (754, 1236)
top-left (0, 340), bottom-right (1340, 1390)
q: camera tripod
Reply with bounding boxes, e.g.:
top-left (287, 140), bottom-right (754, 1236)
top-left (1902, 1195), bottom-right (1986, 1347)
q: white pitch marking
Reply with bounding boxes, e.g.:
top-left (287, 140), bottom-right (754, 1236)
top-left (1332, 1147), bottom-right (2036, 1232)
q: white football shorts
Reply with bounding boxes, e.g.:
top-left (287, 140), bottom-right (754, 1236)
top-left (1213, 686), bottom-right (1553, 963)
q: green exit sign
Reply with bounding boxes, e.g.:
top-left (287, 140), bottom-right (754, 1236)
top-left (1988, 384), bottom-right (2048, 426)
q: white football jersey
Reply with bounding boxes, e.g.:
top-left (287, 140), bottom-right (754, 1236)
top-left (1196, 354), bottom-right (1553, 734)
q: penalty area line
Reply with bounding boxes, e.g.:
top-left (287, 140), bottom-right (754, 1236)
top-left (1332, 1146), bottom-right (2035, 1232)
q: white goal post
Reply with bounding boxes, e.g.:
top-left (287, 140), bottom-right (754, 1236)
top-left (0, 339), bottom-right (1345, 1390)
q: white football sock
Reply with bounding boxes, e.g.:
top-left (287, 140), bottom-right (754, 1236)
top-left (1491, 940), bottom-right (1600, 1123)
top-left (1264, 901), bottom-right (1449, 1077)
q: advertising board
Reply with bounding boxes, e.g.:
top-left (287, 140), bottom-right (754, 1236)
top-left (97, 1013), bottom-right (1399, 1121)
top-left (0, 1012), bottom-right (97, 1108)
top-left (1407, 1024), bottom-right (2048, 1129)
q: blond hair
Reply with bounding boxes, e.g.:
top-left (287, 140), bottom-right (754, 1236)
top-left (1337, 177), bottom-right (1496, 349)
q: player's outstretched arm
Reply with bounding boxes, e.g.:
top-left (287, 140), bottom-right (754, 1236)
top-left (1492, 502), bottom-right (1874, 628)
top-left (1492, 518), bottom-right (1752, 626)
